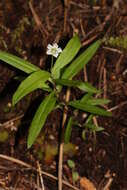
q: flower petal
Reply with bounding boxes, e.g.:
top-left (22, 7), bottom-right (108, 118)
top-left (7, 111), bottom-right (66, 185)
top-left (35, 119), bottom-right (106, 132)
top-left (53, 52), bottom-right (59, 58)
top-left (46, 43), bottom-right (62, 57)
top-left (47, 44), bottom-right (52, 50)
top-left (46, 49), bottom-right (52, 55)
top-left (53, 43), bottom-right (58, 48)
top-left (58, 47), bottom-right (62, 53)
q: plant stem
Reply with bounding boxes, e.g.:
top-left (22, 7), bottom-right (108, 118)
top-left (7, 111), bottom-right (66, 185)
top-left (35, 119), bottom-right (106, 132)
top-left (58, 88), bottom-right (71, 190)
top-left (51, 56), bottom-right (54, 71)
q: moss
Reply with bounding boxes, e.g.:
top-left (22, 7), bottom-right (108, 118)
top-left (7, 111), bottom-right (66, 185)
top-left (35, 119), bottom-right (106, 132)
top-left (104, 36), bottom-right (127, 50)
top-left (35, 135), bottom-right (77, 162)
top-left (0, 131), bottom-right (9, 142)
top-left (11, 16), bottom-right (30, 55)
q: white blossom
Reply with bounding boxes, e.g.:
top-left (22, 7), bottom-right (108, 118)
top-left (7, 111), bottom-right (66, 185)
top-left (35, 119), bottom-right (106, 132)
top-left (46, 43), bottom-right (62, 58)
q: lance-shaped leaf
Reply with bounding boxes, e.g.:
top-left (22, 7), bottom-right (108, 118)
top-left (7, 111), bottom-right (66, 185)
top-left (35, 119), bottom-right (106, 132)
top-left (12, 70), bottom-right (51, 105)
top-left (62, 40), bottom-right (101, 79)
top-left (27, 92), bottom-right (56, 148)
top-left (51, 35), bottom-right (81, 79)
top-left (64, 117), bottom-right (73, 144)
top-left (85, 123), bottom-right (104, 132)
top-left (68, 101), bottom-right (112, 116)
top-left (86, 98), bottom-right (110, 106)
top-left (80, 93), bottom-right (93, 103)
top-left (0, 51), bottom-right (40, 74)
top-left (55, 79), bottom-right (99, 93)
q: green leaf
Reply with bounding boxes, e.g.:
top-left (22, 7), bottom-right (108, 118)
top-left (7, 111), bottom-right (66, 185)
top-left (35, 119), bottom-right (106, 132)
top-left (0, 51), bottom-right (40, 74)
top-left (77, 81), bottom-right (99, 93)
top-left (80, 93), bottom-right (93, 103)
top-left (85, 114), bottom-right (94, 125)
top-left (68, 101), bottom-right (112, 116)
top-left (87, 98), bottom-right (110, 106)
top-left (82, 130), bottom-right (86, 140)
top-left (72, 172), bottom-right (79, 182)
top-left (94, 126), bottom-right (104, 132)
top-left (64, 117), bottom-right (73, 143)
top-left (67, 159), bottom-right (75, 169)
top-left (85, 123), bottom-right (104, 132)
top-left (13, 70), bottom-right (51, 105)
top-left (55, 79), bottom-right (99, 93)
top-left (62, 40), bottom-right (101, 79)
top-left (51, 35), bottom-right (81, 79)
top-left (27, 92), bottom-right (56, 148)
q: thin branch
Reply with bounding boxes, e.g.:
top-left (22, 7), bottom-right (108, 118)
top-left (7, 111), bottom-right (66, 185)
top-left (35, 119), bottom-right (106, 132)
top-left (37, 161), bottom-right (45, 190)
top-left (0, 154), bottom-right (79, 190)
top-left (58, 88), bottom-right (71, 190)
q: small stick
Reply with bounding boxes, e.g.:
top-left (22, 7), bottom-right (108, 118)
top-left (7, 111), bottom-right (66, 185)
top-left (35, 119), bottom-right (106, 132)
top-left (83, 60), bottom-right (99, 133)
top-left (37, 161), bottom-right (45, 190)
top-left (103, 46), bottom-right (122, 54)
top-left (58, 88), bottom-right (71, 190)
top-left (0, 154), bottom-right (79, 190)
top-left (115, 54), bottom-right (124, 74)
top-left (29, 1), bottom-right (49, 37)
top-left (82, 35), bottom-right (98, 47)
top-left (84, 65), bottom-right (88, 82)
top-left (108, 101), bottom-right (127, 112)
top-left (98, 56), bottom-right (106, 92)
top-left (80, 18), bottom-right (86, 37)
top-left (103, 67), bottom-right (107, 99)
top-left (63, 0), bottom-right (69, 33)
top-left (0, 114), bottom-right (24, 127)
top-left (103, 178), bottom-right (113, 190)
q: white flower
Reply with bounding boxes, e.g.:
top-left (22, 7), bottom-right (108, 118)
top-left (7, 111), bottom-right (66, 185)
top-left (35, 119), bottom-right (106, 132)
top-left (46, 43), bottom-right (62, 58)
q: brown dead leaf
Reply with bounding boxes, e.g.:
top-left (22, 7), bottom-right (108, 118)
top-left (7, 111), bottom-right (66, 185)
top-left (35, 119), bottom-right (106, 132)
top-left (80, 177), bottom-right (96, 190)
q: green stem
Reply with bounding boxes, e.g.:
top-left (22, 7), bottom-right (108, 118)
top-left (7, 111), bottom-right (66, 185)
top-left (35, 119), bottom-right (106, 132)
top-left (51, 56), bottom-right (54, 71)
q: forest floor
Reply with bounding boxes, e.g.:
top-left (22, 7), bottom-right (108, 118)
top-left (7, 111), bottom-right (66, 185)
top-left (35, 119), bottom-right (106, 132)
top-left (0, 0), bottom-right (127, 190)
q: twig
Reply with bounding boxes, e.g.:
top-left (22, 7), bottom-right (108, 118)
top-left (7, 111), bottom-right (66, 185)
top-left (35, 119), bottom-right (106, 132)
top-left (83, 61), bottom-right (99, 138)
top-left (82, 35), bottom-right (98, 47)
top-left (82, 7), bottom-right (114, 43)
top-left (103, 177), bottom-right (113, 190)
top-left (115, 54), bottom-right (124, 74)
top-left (0, 154), bottom-right (79, 190)
top-left (98, 56), bottom-right (106, 93)
top-left (63, 0), bottom-right (69, 33)
top-left (29, 1), bottom-right (49, 37)
top-left (37, 161), bottom-right (45, 190)
top-left (103, 67), bottom-right (107, 99)
top-left (108, 101), bottom-right (127, 112)
top-left (0, 154), bottom-right (32, 168)
top-left (58, 88), bottom-right (71, 190)
top-left (102, 46), bottom-right (122, 54)
top-left (84, 65), bottom-right (88, 82)
top-left (80, 18), bottom-right (86, 37)
top-left (0, 114), bottom-right (24, 127)
top-left (0, 181), bottom-right (9, 190)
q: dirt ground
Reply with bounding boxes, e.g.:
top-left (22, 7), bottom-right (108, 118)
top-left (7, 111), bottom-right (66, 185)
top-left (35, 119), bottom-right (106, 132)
top-left (0, 0), bottom-right (127, 190)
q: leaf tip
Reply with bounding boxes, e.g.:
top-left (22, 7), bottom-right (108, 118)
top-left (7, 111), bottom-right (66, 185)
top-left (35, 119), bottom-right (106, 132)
top-left (27, 137), bottom-right (33, 149)
top-left (107, 111), bottom-right (112, 116)
top-left (12, 98), bottom-right (16, 107)
top-left (12, 93), bottom-right (18, 106)
top-left (27, 142), bottom-right (32, 149)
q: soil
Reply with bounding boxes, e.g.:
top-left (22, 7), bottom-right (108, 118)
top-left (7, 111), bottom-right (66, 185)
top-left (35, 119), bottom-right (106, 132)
top-left (0, 0), bottom-right (127, 190)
